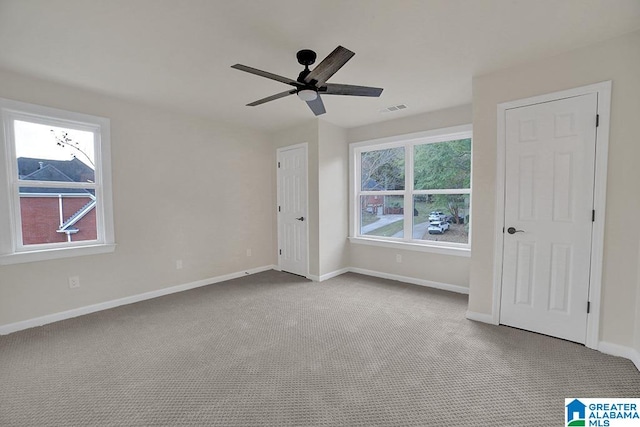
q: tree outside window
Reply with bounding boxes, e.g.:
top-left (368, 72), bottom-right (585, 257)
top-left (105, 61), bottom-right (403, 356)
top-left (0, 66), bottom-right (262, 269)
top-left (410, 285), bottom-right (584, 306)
top-left (353, 128), bottom-right (472, 249)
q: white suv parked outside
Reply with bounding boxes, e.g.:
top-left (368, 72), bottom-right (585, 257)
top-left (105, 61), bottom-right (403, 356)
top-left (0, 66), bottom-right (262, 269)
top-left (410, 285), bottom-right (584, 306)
top-left (428, 220), bottom-right (450, 234)
top-left (428, 211), bottom-right (446, 221)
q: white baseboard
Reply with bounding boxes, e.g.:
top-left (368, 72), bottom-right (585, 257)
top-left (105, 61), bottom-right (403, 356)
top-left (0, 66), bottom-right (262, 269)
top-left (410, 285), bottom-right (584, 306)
top-left (348, 267), bottom-right (469, 294)
top-left (0, 264), bottom-right (276, 336)
top-left (598, 341), bottom-right (640, 371)
top-left (465, 310), bottom-right (498, 325)
top-left (317, 267), bottom-right (350, 282)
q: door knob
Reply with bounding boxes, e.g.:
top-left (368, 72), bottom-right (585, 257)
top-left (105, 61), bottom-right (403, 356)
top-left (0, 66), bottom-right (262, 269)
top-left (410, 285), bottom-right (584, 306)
top-left (296, 217), bottom-right (305, 221)
top-left (507, 227), bottom-right (524, 234)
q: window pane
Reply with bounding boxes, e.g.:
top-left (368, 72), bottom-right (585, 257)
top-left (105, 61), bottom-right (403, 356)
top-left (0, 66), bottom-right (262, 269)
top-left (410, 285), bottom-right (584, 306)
top-left (361, 147), bottom-right (405, 191)
top-left (15, 120), bottom-right (95, 183)
top-left (414, 139), bottom-right (471, 190)
top-left (412, 194), bottom-right (470, 243)
top-left (19, 187), bottom-right (97, 245)
top-left (360, 195), bottom-right (404, 238)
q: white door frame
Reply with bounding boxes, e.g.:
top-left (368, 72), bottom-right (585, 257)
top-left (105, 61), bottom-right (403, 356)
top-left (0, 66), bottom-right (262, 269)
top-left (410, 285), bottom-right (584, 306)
top-left (492, 81), bottom-right (611, 350)
top-left (276, 142), bottom-right (310, 277)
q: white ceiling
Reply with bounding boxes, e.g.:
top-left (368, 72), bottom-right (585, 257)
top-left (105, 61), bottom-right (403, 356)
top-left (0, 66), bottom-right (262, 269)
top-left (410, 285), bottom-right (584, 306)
top-left (1, 0), bottom-right (639, 132)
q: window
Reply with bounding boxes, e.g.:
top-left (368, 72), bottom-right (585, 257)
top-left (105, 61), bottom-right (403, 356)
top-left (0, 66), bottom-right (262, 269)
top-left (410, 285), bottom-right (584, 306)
top-left (0, 98), bottom-right (115, 264)
top-left (350, 125), bottom-right (472, 256)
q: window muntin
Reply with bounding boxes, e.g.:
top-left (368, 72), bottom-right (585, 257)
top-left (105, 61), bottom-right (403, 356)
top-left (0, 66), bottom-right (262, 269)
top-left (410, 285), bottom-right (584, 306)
top-left (0, 98), bottom-right (114, 264)
top-left (352, 127), bottom-right (472, 251)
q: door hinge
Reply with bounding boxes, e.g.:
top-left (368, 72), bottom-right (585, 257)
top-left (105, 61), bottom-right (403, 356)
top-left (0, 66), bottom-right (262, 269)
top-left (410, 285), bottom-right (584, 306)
top-left (277, 161), bottom-right (281, 168)
top-left (278, 206), bottom-right (281, 212)
top-left (587, 301), bottom-right (591, 314)
top-left (592, 210), bottom-right (595, 222)
top-left (596, 114), bottom-right (600, 128)
top-left (502, 226), bottom-right (505, 233)
top-left (279, 249), bottom-right (282, 255)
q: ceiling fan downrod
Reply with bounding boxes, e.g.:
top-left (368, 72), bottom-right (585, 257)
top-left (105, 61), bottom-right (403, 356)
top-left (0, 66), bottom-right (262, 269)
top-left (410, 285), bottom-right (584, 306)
top-left (296, 49), bottom-right (316, 83)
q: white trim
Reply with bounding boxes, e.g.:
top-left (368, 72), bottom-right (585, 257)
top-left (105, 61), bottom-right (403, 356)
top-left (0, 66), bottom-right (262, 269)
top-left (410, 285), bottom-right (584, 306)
top-left (0, 264), bottom-right (276, 335)
top-left (317, 267), bottom-right (350, 282)
top-left (311, 266), bottom-right (470, 293)
top-left (598, 342), bottom-right (640, 372)
top-left (350, 124), bottom-right (473, 148)
top-left (0, 97), bottom-right (115, 261)
top-left (18, 192), bottom-right (95, 197)
top-left (465, 310), bottom-right (498, 325)
top-left (349, 236), bottom-right (471, 257)
top-left (276, 143), bottom-right (309, 277)
top-left (586, 84), bottom-right (611, 349)
top-left (492, 81), bottom-right (611, 349)
top-left (492, 103), bottom-right (507, 325)
top-left (349, 267), bottom-right (469, 294)
top-left (349, 124), bottom-right (473, 252)
top-left (0, 243), bottom-right (116, 265)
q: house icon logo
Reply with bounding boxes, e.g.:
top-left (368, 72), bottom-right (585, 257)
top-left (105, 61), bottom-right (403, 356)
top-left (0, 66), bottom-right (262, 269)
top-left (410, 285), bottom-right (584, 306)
top-left (566, 399), bottom-right (586, 426)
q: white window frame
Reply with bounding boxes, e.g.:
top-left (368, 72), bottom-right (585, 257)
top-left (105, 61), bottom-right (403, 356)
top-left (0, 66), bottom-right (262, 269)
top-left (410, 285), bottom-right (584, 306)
top-left (0, 98), bottom-right (115, 265)
top-left (349, 124), bottom-right (472, 257)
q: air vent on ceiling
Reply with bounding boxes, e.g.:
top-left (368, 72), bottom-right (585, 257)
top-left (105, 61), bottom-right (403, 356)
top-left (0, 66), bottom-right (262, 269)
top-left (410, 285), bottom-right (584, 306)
top-left (380, 104), bottom-right (408, 113)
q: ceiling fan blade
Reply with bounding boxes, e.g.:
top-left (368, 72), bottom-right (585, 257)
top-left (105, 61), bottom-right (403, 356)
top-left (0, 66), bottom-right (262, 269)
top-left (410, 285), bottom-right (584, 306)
top-left (231, 64), bottom-right (301, 87)
top-left (322, 83), bottom-right (383, 97)
top-left (247, 89), bottom-right (297, 106)
top-left (306, 96), bottom-right (326, 116)
top-left (304, 46), bottom-right (355, 86)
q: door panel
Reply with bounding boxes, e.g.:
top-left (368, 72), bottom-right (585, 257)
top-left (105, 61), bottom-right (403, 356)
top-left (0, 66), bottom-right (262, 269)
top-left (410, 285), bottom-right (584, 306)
top-left (500, 93), bottom-right (597, 343)
top-left (277, 145), bottom-right (308, 276)
top-left (514, 241), bottom-right (535, 306)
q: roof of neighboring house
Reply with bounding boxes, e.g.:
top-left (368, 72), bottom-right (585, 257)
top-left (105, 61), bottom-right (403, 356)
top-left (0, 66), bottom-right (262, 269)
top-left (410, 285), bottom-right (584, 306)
top-left (19, 158), bottom-right (94, 195)
top-left (362, 178), bottom-right (383, 191)
top-left (18, 157), bottom-right (95, 183)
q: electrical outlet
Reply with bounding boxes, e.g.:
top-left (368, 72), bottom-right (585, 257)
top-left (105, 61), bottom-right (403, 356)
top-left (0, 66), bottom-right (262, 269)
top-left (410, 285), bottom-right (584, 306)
top-left (68, 276), bottom-right (80, 289)
top-left (176, 260), bottom-right (183, 270)
top-left (246, 248), bottom-right (252, 257)
top-left (396, 254), bottom-right (402, 263)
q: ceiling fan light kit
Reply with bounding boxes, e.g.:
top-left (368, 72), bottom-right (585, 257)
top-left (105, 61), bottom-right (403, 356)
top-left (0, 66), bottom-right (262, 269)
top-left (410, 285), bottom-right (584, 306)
top-left (231, 45), bottom-right (384, 116)
top-left (297, 89), bottom-right (317, 102)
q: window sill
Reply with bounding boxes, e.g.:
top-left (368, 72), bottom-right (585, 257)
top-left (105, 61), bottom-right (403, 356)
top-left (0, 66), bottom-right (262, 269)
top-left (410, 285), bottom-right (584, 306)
top-left (349, 236), bottom-right (471, 257)
top-left (0, 243), bottom-right (116, 265)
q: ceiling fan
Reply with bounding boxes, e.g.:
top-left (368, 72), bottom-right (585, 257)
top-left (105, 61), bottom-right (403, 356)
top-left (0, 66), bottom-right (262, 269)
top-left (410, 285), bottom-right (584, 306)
top-left (231, 46), bottom-right (383, 116)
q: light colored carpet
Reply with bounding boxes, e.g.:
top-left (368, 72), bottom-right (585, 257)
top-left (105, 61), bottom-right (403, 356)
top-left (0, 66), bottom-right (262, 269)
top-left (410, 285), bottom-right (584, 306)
top-left (1, 270), bottom-right (639, 426)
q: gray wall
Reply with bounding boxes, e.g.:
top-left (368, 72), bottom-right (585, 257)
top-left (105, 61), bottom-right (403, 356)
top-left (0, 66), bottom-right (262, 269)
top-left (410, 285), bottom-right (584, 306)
top-left (0, 68), bottom-right (274, 326)
top-left (346, 104), bottom-right (473, 289)
top-left (318, 121), bottom-right (349, 277)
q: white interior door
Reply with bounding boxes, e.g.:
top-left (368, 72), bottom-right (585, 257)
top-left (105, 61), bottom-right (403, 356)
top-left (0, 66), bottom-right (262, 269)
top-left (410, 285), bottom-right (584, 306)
top-left (500, 93), bottom-right (597, 344)
top-left (277, 144), bottom-right (308, 277)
